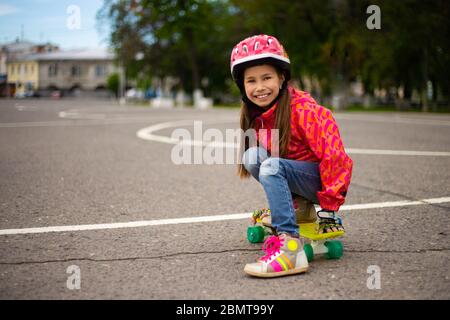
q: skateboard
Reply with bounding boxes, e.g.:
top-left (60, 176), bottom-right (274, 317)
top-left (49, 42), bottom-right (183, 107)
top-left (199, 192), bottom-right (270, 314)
top-left (247, 210), bottom-right (344, 262)
top-left (299, 222), bottom-right (344, 262)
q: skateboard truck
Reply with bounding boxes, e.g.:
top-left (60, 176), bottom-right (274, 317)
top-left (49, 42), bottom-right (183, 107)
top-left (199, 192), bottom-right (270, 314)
top-left (247, 208), bottom-right (273, 243)
top-left (304, 240), bottom-right (343, 261)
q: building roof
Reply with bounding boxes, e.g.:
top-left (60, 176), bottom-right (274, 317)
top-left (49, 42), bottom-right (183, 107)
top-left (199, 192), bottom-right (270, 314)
top-left (9, 48), bottom-right (115, 62)
top-left (1, 40), bottom-right (58, 53)
top-left (1, 40), bottom-right (36, 53)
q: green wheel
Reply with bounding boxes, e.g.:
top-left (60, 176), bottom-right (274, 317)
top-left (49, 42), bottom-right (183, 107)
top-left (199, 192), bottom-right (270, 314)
top-left (324, 240), bottom-right (343, 259)
top-left (247, 226), bottom-right (266, 243)
top-left (303, 243), bottom-right (314, 262)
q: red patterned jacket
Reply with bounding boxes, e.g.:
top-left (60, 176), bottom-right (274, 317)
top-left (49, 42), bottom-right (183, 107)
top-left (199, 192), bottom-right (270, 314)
top-left (254, 86), bottom-right (353, 211)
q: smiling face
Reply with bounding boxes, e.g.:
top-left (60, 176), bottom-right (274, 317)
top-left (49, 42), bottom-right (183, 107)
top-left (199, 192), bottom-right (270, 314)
top-left (243, 64), bottom-right (285, 108)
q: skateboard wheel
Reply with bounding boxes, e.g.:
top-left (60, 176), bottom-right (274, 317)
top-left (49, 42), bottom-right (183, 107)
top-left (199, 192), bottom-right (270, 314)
top-left (247, 226), bottom-right (265, 243)
top-left (303, 243), bottom-right (314, 262)
top-left (324, 240), bottom-right (343, 259)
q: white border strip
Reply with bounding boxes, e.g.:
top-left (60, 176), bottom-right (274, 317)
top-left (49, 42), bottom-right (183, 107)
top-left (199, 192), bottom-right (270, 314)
top-left (0, 197), bottom-right (449, 236)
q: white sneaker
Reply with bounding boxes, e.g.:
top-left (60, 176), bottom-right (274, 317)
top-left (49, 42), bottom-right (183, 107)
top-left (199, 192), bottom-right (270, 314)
top-left (244, 234), bottom-right (308, 278)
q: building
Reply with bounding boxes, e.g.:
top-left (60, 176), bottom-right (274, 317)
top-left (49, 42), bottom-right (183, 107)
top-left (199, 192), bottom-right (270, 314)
top-left (6, 56), bottom-right (38, 97)
top-left (0, 39), bottom-right (59, 97)
top-left (6, 48), bottom-right (116, 98)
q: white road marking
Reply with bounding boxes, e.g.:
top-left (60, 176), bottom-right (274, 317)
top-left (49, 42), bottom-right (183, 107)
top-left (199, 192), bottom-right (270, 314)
top-left (15, 105), bottom-right (37, 111)
top-left (345, 148), bottom-right (450, 156)
top-left (334, 114), bottom-right (450, 126)
top-left (58, 111), bottom-right (82, 119)
top-left (57, 108), bottom-right (450, 126)
top-left (136, 120), bottom-right (450, 156)
top-left (59, 111), bottom-right (106, 120)
top-left (0, 120), bottom-right (152, 128)
top-left (0, 196), bottom-right (449, 236)
top-left (0, 117), bottom-right (189, 128)
top-left (136, 119), bottom-right (194, 144)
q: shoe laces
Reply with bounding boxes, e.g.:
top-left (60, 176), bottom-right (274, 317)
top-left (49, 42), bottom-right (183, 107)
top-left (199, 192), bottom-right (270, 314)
top-left (252, 208), bottom-right (270, 220)
top-left (260, 235), bottom-right (284, 262)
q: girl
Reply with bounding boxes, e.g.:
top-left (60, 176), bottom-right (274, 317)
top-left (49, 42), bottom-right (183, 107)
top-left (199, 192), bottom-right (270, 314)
top-left (230, 35), bottom-right (353, 278)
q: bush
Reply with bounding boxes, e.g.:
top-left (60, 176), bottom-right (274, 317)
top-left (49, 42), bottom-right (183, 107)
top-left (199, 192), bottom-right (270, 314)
top-left (107, 73), bottom-right (120, 97)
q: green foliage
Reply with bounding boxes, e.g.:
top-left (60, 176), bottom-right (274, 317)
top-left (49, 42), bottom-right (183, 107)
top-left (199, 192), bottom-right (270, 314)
top-left (106, 72), bottom-right (120, 97)
top-left (98, 0), bottom-right (450, 108)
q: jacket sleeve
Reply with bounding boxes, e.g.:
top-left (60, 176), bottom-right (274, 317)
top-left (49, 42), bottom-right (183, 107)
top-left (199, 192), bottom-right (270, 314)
top-left (301, 107), bottom-right (353, 211)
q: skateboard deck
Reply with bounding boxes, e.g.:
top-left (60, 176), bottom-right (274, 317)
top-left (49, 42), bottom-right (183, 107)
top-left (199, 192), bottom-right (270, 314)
top-left (248, 220), bottom-right (345, 242)
top-left (299, 222), bottom-right (345, 241)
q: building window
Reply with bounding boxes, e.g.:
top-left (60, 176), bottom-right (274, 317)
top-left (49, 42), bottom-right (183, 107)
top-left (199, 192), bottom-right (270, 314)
top-left (95, 64), bottom-right (106, 77)
top-left (71, 65), bottom-right (81, 76)
top-left (48, 63), bottom-right (58, 77)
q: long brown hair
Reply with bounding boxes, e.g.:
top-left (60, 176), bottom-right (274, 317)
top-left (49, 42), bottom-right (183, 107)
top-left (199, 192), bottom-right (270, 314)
top-left (237, 85), bottom-right (292, 179)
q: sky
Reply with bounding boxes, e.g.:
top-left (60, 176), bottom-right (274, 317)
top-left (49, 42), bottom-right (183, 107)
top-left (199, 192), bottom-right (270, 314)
top-left (0, 0), bottom-right (110, 49)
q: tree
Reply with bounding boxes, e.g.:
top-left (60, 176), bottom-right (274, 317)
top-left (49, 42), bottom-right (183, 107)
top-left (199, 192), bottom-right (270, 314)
top-left (106, 72), bottom-right (120, 97)
top-left (99, 0), bottom-right (238, 98)
top-left (98, 0), bottom-right (449, 109)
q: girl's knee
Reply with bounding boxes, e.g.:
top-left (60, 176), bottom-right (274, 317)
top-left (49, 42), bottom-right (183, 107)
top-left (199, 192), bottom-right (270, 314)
top-left (242, 147), bottom-right (267, 171)
top-left (259, 158), bottom-right (283, 177)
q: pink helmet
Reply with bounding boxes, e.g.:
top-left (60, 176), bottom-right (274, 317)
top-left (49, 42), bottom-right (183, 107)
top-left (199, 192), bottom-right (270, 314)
top-left (230, 34), bottom-right (291, 83)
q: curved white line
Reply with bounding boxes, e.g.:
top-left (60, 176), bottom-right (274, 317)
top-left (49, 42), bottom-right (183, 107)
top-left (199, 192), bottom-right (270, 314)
top-left (136, 120), bottom-right (450, 156)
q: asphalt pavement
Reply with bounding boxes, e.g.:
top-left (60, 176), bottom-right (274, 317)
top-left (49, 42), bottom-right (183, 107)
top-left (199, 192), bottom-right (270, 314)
top-left (0, 98), bottom-right (449, 299)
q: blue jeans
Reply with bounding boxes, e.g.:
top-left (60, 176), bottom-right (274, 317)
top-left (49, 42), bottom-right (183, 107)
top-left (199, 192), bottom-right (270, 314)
top-left (243, 147), bottom-right (322, 237)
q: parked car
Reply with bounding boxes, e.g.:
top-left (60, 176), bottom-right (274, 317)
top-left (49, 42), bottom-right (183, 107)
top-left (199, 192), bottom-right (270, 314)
top-left (14, 91), bottom-right (26, 99)
top-left (126, 88), bottom-right (145, 100)
top-left (50, 90), bottom-right (62, 99)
